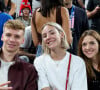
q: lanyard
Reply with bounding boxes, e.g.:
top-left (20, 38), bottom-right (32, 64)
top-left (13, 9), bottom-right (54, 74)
top-left (69, 5), bottom-right (75, 30)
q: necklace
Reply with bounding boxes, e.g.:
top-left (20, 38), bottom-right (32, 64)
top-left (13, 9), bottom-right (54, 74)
top-left (54, 60), bottom-right (61, 67)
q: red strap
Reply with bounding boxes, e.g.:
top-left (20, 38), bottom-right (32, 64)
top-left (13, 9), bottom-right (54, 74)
top-left (65, 53), bottom-right (71, 90)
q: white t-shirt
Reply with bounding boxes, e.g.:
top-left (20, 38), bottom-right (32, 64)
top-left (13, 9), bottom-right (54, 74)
top-left (34, 52), bottom-right (87, 90)
top-left (20, 26), bottom-right (32, 48)
top-left (0, 59), bottom-right (14, 87)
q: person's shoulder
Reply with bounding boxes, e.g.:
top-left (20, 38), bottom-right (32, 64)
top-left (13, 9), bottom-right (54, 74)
top-left (61, 6), bottom-right (68, 11)
top-left (18, 60), bottom-right (37, 76)
top-left (69, 53), bottom-right (85, 65)
top-left (19, 60), bottom-right (35, 70)
top-left (34, 54), bottom-right (49, 64)
top-left (0, 12), bottom-right (13, 19)
top-left (60, 6), bottom-right (69, 14)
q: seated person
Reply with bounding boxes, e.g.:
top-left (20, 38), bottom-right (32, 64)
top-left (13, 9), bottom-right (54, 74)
top-left (0, 20), bottom-right (38, 90)
top-left (17, 0), bottom-right (32, 27)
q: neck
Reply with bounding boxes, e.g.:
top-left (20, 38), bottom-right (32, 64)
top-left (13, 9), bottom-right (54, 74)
top-left (50, 48), bottom-right (66, 60)
top-left (23, 16), bottom-right (29, 21)
top-left (1, 48), bottom-right (17, 62)
top-left (92, 57), bottom-right (99, 70)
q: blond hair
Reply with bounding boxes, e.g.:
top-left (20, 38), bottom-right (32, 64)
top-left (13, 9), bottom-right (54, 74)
top-left (4, 20), bottom-right (25, 32)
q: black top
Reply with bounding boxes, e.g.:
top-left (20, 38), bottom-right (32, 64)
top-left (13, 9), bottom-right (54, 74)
top-left (87, 0), bottom-right (100, 33)
top-left (68, 5), bottom-right (89, 55)
top-left (88, 67), bottom-right (100, 90)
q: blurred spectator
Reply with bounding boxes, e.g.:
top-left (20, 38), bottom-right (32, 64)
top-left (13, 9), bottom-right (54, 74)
top-left (0, 0), bottom-right (13, 48)
top-left (4, 0), bottom-right (16, 18)
top-left (64, 0), bottom-right (89, 55)
top-left (20, 26), bottom-right (36, 64)
top-left (86, 0), bottom-right (100, 33)
top-left (17, 0), bottom-right (32, 27)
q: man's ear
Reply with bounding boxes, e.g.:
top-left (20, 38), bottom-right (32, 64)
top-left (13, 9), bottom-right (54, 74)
top-left (1, 34), bottom-right (3, 41)
top-left (21, 38), bottom-right (24, 44)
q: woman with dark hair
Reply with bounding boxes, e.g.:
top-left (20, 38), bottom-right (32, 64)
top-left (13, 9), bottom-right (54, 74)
top-left (31, 0), bottom-right (72, 56)
top-left (78, 30), bottom-right (100, 90)
top-left (0, 0), bottom-right (13, 48)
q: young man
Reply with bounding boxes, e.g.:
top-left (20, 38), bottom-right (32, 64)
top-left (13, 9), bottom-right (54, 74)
top-left (0, 20), bottom-right (38, 90)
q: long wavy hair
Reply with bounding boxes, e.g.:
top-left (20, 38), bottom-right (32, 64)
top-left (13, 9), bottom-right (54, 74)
top-left (41, 22), bottom-right (69, 54)
top-left (40, 0), bottom-right (64, 17)
top-left (78, 30), bottom-right (100, 79)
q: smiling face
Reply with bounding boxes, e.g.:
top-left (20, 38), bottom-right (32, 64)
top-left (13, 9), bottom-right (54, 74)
top-left (42, 25), bottom-right (63, 50)
top-left (22, 8), bottom-right (30, 17)
top-left (2, 27), bottom-right (24, 53)
top-left (82, 35), bottom-right (99, 60)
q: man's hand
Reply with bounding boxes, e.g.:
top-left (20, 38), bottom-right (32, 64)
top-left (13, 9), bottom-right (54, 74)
top-left (0, 81), bottom-right (13, 90)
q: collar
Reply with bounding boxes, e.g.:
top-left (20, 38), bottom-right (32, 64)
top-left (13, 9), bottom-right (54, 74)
top-left (0, 48), bottom-right (21, 67)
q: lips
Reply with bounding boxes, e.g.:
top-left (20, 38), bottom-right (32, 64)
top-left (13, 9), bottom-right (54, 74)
top-left (84, 49), bottom-right (95, 57)
top-left (7, 43), bottom-right (16, 48)
top-left (46, 39), bottom-right (55, 46)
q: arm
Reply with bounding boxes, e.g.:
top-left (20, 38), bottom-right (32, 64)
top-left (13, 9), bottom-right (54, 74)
top-left (25, 65), bottom-right (38, 90)
top-left (34, 58), bottom-right (51, 90)
top-left (8, 1), bottom-right (16, 16)
top-left (18, 48), bottom-right (36, 58)
top-left (31, 14), bottom-right (39, 47)
top-left (61, 7), bottom-right (73, 45)
top-left (0, 81), bottom-right (12, 90)
top-left (86, 6), bottom-right (100, 19)
top-left (71, 58), bottom-right (87, 90)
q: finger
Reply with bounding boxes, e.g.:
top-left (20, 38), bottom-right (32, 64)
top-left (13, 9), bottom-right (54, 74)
top-left (0, 81), bottom-right (11, 87)
top-left (0, 86), bottom-right (13, 90)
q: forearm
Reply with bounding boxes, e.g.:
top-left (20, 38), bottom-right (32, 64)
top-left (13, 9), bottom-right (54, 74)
top-left (18, 48), bottom-right (36, 57)
top-left (31, 20), bottom-right (39, 47)
top-left (86, 10), bottom-right (96, 19)
top-left (9, 2), bottom-right (16, 16)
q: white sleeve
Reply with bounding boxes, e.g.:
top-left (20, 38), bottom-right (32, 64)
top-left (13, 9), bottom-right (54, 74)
top-left (20, 26), bottom-right (32, 48)
top-left (71, 58), bottom-right (88, 90)
top-left (34, 57), bottom-right (50, 90)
